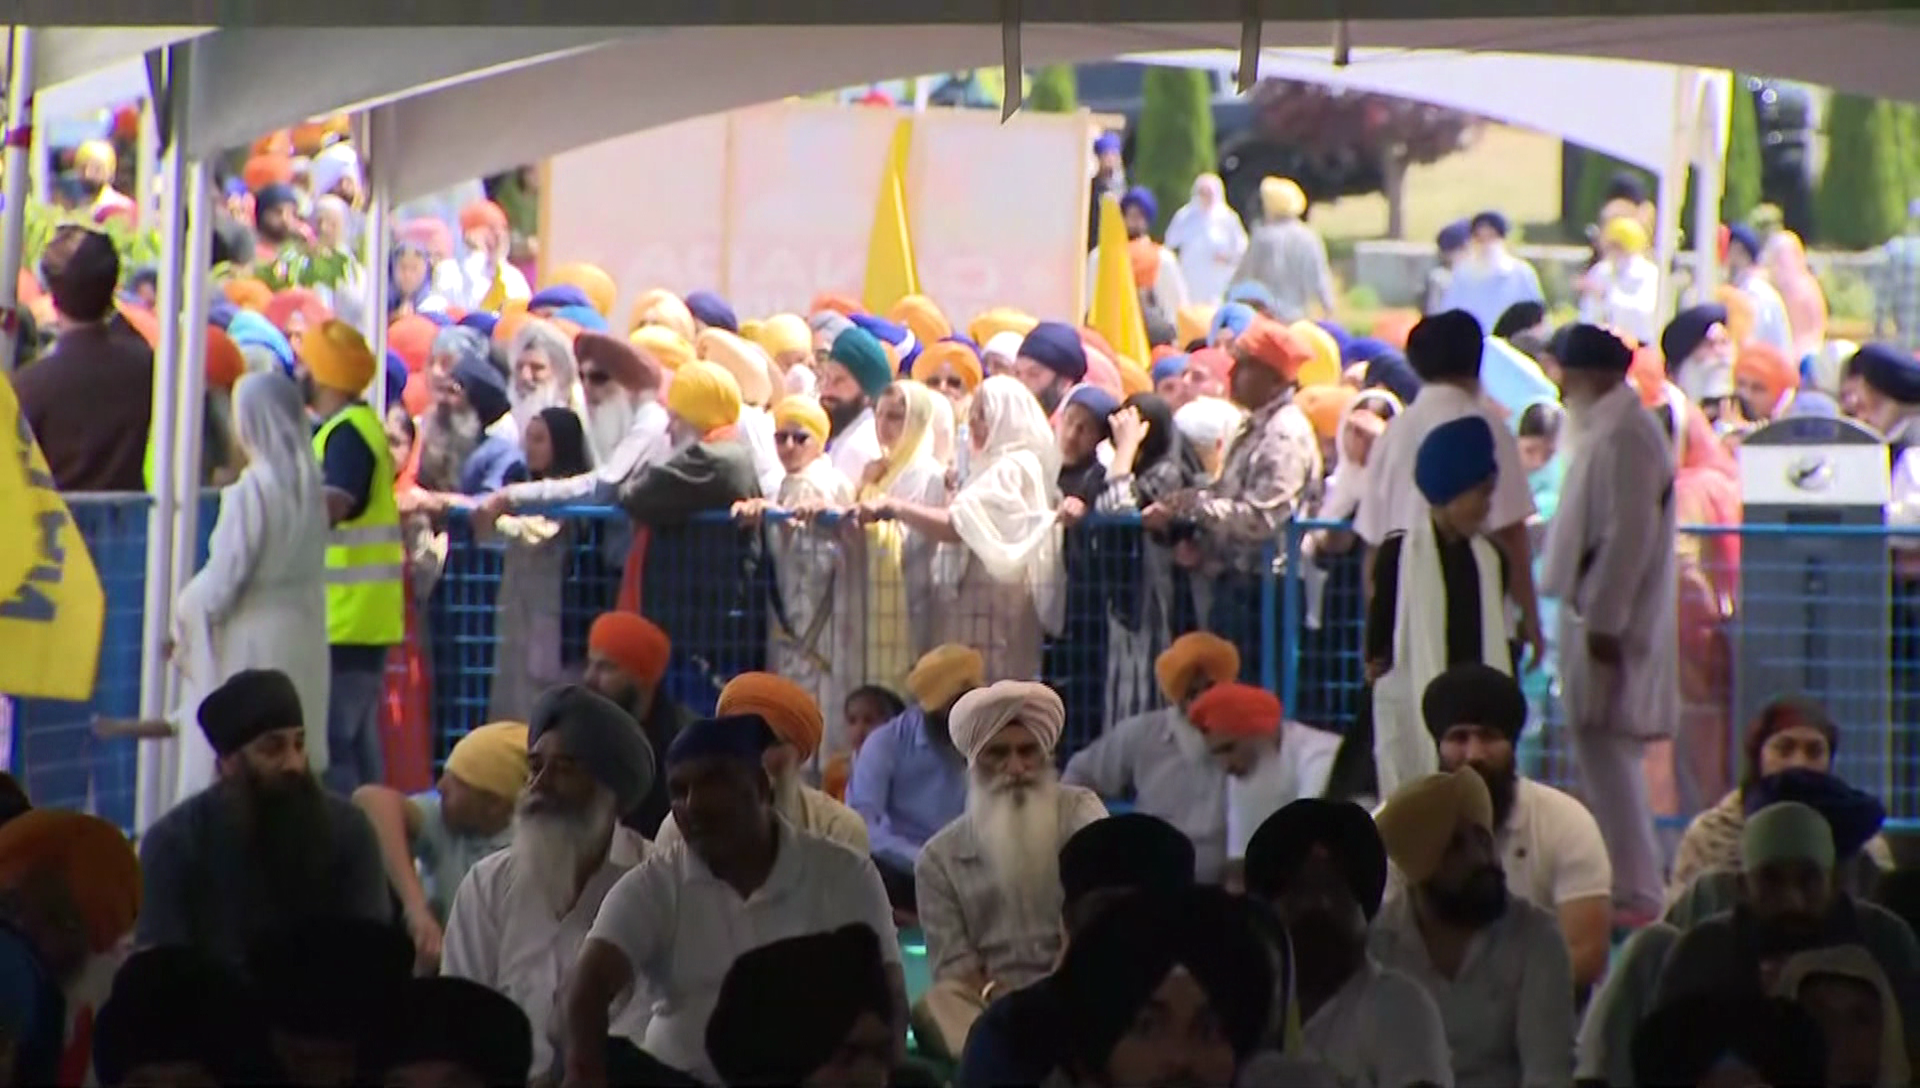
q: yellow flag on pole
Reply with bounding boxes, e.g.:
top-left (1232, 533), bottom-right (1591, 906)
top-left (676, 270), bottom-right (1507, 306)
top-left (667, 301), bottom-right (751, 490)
top-left (476, 261), bottom-right (509, 313)
top-left (1087, 192), bottom-right (1152, 367)
top-left (0, 374), bottom-right (104, 700)
top-left (862, 118), bottom-right (921, 315)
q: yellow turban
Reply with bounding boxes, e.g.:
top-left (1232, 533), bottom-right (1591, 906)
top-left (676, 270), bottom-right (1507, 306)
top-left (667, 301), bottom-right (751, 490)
top-left (771, 395), bottom-right (830, 445)
top-left (889, 294), bottom-right (952, 348)
top-left (911, 340), bottom-right (983, 393)
top-left (698, 328), bottom-right (775, 407)
top-left (544, 262), bottom-right (617, 318)
top-left (1115, 355), bottom-right (1152, 397)
top-left (443, 721), bottom-right (530, 801)
top-left (0, 809), bottom-right (140, 953)
top-left (1289, 320), bottom-right (1341, 388)
top-left (75, 139), bottom-right (117, 176)
top-left (632, 324), bottom-right (696, 371)
top-left (1176, 304), bottom-right (1217, 348)
top-left (630, 288), bottom-right (698, 341)
top-left (299, 319), bottom-right (377, 394)
top-left (1295, 385), bottom-right (1357, 440)
top-left (1376, 768), bottom-right (1495, 884)
top-left (667, 359), bottom-right (743, 435)
top-left (1155, 633), bottom-right (1241, 706)
top-left (967, 307), bottom-right (1038, 347)
top-left (906, 643), bottom-right (986, 711)
top-left (1600, 215), bottom-right (1651, 256)
top-left (738, 318), bottom-right (765, 343)
top-left (718, 672), bottom-right (825, 761)
top-left (756, 313), bottom-right (812, 359)
top-left (1260, 176), bottom-right (1308, 220)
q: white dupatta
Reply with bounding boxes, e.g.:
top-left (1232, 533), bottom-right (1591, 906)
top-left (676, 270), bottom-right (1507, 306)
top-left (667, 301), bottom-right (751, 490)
top-left (948, 376), bottom-right (1066, 634)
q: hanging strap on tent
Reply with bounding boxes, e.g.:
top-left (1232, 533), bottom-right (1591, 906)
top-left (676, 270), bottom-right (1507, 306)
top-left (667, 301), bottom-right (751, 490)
top-left (1000, 0), bottom-right (1021, 122)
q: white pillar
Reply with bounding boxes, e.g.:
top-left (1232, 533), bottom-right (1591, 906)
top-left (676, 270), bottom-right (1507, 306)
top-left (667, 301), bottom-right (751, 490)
top-left (1689, 73), bottom-right (1727, 308)
top-left (0, 28), bottom-right (35, 376)
top-left (166, 159), bottom-right (212, 642)
top-left (136, 95), bottom-right (158, 228)
top-left (363, 111), bottom-right (391, 415)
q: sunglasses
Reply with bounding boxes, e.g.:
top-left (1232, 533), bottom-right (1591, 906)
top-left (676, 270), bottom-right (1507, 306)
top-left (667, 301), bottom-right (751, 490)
top-left (925, 374), bottom-right (967, 391)
top-left (581, 369), bottom-right (611, 385)
top-left (774, 431), bottom-right (814, 446)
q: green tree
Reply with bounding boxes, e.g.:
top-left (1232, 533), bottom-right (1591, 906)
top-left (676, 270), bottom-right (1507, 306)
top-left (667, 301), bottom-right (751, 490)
top-left (1816, 93), bottom-right (1915, 249)
top-left (1719, 81), bottom-right (1763, 226)
top-left (1029, 65), bottom-right (1077, 113)
top-left (1132, 66), bottom-right (1216, 235)
top-left (1567, 149), bottom-right (1653, 238)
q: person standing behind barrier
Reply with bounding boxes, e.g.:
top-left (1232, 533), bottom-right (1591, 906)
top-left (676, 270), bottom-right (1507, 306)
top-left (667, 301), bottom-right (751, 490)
top-left (1540, 324), bottom-right (1678, 928)
top-left (302, 321), bottom-right (404, 794)
top-left (1228, 177), bottom-right (1337, 323)
top-left (170, 372), bottom-right (332, 800)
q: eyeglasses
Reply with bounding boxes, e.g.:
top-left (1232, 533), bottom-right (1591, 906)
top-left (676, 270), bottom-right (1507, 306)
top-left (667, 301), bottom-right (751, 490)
top-left (774, 431), bottom-right (814, 446)
top-left (581, 369), bottom-right (611, 386)
top-left (925, 374), bottom-right (967, 392)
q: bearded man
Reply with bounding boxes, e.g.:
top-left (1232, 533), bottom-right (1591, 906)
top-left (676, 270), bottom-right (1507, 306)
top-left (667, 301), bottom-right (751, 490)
top-left (442, 684), bottom-right (656, 1084)
top-left (912, 680), bottom-right (1109, 1060)
top-left (818, 324), bottom-right (893, 480)
top-left (507, 318), bottom-right (587, 434)
top-left (135, 669), bottom-right (391, 970)
top-left (411, 327), bottom-right (499, 497)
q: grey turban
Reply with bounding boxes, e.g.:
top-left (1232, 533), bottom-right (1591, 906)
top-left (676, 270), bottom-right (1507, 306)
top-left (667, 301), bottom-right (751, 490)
top-left (528, 685), bottom-right (657, 816)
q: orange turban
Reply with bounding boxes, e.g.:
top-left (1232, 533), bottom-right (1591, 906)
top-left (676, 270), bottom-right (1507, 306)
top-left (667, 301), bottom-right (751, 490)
top-left (1371, 310), bottom-right (1419, 350)
top-left (0, 809), bottom-right (140, 953)
top-left (300, 320), bottom-right (377, 394)
top-left (545, 263), bottom-right (618, 319)
top-left (888, 294), bottom-right (952, 347)
top-left (1736, 342), bottom-right (1796, 411)
top-left (1629, 346), bottom-right (1668, 409)
top-left (401, 370), bottom-right (432, 417)
top-left (1115, 355), bottom-right (1152, 397)
top-left (1155, 632), bottom-right (1241, 705)
top-left (1714, 285), bottom-right (1756, 347)
top-left (290, 117), bottom-right (347, 156)
top-left (1296, 384), bottom-right (1358, 440)
top-left (251, 130), bottom-right (294, 158)
top-left (1187, 683), bottom-right (1282, 738)
top-left (459, 200), bottom-right (510, 235)
top-left (1186, 347), bottom-right (1233, 389)
top-left (222, 277), bottom-right (274, 312)
top-left (204, 327), bottom-right (245, 391)
top-left (264, 288), bottom-right (331, 336)
top-left (717, 673), bottom-right (825, 761)
top-left (242, 154), bottom-right (295, 193)
top-left (630, 289), bottom-right (697, 341)
top-left (810, 292), bottom-right (864, 317)
top-left (492, 306), bottom-right (533, 348)
top-left (388, 314), bottom-right (439, 374)
top-left (588, 612), bottom-right (671, 685)
top-left (1236, 317), bottom-right (1311, 381)
top-left (911, 340), bottom-right (983, 393)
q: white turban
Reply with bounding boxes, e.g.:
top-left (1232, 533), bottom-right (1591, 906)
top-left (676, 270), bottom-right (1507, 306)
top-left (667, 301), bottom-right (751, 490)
top-left (947, 680), bottom-right (1065, 763)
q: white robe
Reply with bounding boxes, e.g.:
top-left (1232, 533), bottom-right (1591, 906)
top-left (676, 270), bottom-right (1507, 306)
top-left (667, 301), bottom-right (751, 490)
top-left (170, 465), bottom-right (332, 799)
top-left (1164, 201), bottom-right (1249, 305)
top-left (1539, 381), bottom-right (1679, 739)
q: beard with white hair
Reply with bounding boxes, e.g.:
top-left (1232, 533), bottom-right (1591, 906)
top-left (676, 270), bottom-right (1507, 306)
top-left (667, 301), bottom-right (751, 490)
top-left (966, 763), bottom-right (1064, 893)
top-left (509, 784), bottom-right (618, 918)
top-left (587, 393), bottom-right (638, 464)
top-left (510, 382), bottom-right (569, 434)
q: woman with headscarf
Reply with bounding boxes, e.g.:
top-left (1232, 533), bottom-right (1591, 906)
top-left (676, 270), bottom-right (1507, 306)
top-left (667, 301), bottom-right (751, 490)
top-left (1763, 230), bottom-right (1830, 364)
top-left (479, 407), bottom-right (593, 722)
top-left (168, 372), bottom-right (332, 800)
top-left (857, 375), bottom-right (1062, 682)
top-left (389, 240), bottom-right (451, 319)
top-left (1097, 393), bottom-right (1204, 721)
top-left (1772, 944), bottom-right (1911, 1088)
top-left (1165, 174), bottom-right (1250, 306)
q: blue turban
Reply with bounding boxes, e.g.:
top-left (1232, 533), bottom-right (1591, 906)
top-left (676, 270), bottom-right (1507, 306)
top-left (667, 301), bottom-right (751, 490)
top-left (1093, 132), bottom-right (1122, 156)
top-left (1436, 219), bottom-right (1471, 253)
top-left (384, 351), bottom-right (408, 412)
top-left (1120, 186), bottom-right (1158, 224)
top-left (850, 313), bottom-right (919, 374)
top-left (226, 310), bottom-right (295, 375)
top-left (421, 311), bottom-right (454, 329)
top-left (1744, 768), bottom-right (1885, 860)
top-left (208, 301), bottom-right (238, 330)
top-left (667, 714), bottom-right (778, 768)
top-left (1150, 354), bottom-right (1190, 385)
top-left (1660, 304), bottom-right (1727, 373)
top-left (1846, 343), bottom-right (1920, 406)
top-left (1018, 321), bottom-right (1087, 382)
top-left (1342, 336), bottom-right (1392, 367)
top-left (1225, 281), bottom-right (1276, 312)
top-left (254, 183), bottom-right (299, 211)
top-left (1064, 385), bottom-right (1120, 432)
top-left (1315, 320), bottom-right (1351, 354)
top-left (1415, 415), bottom-right (1498, 507)
top-left (528, 284), bottom-right (591, 312)
top-left (1558, 324), bottom-right (1634, 373)
top-left (554, 305), bottom-right (610, 333)
top-left (685, 290), bottom-right (739, 333)
top-left (1726, 224), bottom-right (1762, 262)
top-left (1211, 303), bottom-right (1255, 340)
top-left (1364, 349), bottom-right (1421, 403)
top-left (828, 326), bottom-right (895, 398)
top-left (1470, 210), bottom-right (1510, 237)
top-left (452, 358), bottom-right (511, 428)
top-left (458, 311), bottom-right (499, 338)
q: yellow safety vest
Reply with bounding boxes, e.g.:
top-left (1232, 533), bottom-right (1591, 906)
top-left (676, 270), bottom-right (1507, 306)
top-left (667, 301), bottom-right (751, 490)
top-left (312, 403), bottom-right (404, 646)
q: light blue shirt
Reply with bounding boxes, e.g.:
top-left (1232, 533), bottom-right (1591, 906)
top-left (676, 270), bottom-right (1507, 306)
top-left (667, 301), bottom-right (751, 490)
top-left (1439, 255), bottom-right (1545, 333)
top-left (411, 791), bottom-right (513, 921)
top-left (846, 707), bottom-right (968, 869)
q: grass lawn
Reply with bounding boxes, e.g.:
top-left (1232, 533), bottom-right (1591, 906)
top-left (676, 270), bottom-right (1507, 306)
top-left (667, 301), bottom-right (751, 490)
top-left (1309, 124), bottom-right (1565, 245)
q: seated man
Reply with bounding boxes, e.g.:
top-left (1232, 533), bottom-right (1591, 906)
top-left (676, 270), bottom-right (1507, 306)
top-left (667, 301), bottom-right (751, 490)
top-left (583, 611), bottom-right (691, 838)
top-left (913, 681), bottom-right (1108, 1060)
top-left (352, 721), bottom-right (526, 969)
top-left (1185, 682), bottom-right (1340, 885)
top-left (441, 686), bottom-right (656, 1084)
top-left (655, 672), bottom-right (868, 853)
top-left (565, 715), bottom-right (904, 1086)
top-left (1062, 632), bottom-right (1243, 881)
top-left (135, 669), bottom-right (390, 969)
top-left (1424, 664), bottom-right (1612, 990)
top-left (848, 644), bottom-right (981, 910)
top-left (1370, 768), bottom-right (1575, 1088)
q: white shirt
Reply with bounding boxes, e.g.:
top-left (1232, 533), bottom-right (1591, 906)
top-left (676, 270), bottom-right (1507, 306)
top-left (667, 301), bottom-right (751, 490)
top-left (587, 820), bottom-right (901, 1084)
top-left (456, 249), bottom-right (533, 310)
top-left (737, 404), bottom-right (786, 498)
top-left (1353, 382), bottom-right (1537, 547)
top-left (441, 827), bottom-right (652, 1082)
top-left (1577, 255), bottom-right (1661, 347)
top-left (827, 408), bottom-right (884, 484)
top-left (1498, 777), bottom-right (1612, 912)
top-left (1301, 957), bottom-right (1455, 1088)
top-left (1224, 722), bottom-right (1343, 860)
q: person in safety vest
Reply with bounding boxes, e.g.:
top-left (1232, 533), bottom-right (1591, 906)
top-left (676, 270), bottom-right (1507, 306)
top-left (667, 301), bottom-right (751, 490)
top-left (303, 319), bottom-right (404, 793)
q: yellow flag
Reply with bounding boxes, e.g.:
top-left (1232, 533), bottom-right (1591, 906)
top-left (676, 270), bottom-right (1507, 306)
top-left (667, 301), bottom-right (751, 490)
top-left (862, 118), bottom-right (920, 315)
top-left (476, 261), bottom-right (509, 313)
top-left (0, 375), bottom-right (104, 700)
top-left (1088, 192), bottom-right (1152, 366)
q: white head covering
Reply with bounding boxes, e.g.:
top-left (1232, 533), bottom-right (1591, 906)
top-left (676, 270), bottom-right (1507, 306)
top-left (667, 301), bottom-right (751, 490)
top-left (983, 331), bottom-right (1025, 368)
top-left (508, 319), bottom-right (588, 437)
top-left (949, 375), bottom-right (1065, 633)
top-left (232, 372), bottom-right (322, 509)
top-left (926, 385), bottom-right (957, 467)
top-left (947, 680), bottom-right (1066, 762)
top-left (309, 142), bottom-right (361, 201)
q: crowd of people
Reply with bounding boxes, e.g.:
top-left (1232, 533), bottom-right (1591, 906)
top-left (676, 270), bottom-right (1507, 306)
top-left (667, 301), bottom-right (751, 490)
top-left (4, 117), bottom-right (1920, 1087)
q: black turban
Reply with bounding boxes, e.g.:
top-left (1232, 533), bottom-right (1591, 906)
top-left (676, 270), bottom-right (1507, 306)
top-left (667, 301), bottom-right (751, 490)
top-left (1660, 304), bottom-right (1726, 373)
top-left (248, 917), bottom-right (414, 1042)
top-left (1631, 993), bottom-right (1825, 1088)
top-left (1558, 323), bottom-right (1634, 373)
top-left (1847, 342), bottom-right (1920, 406)
top-left (197, 668), bottom-right (304, 757)
top-left (1059, 813), bottom-right (1197, 912)
top-left (1744, 767), bottom-right (1886, 860)
top-left (368, 977), bottom-right (532, 1087)
top-left (1056, 887), bottom-right (1274, 1075)
top-left (93, 946), bottom-right (276, 1086)
top-left (1405, 309), bottom-right (1484, 383)
top-left (1243, 798), bottom-right (1388, 919)
top-left (1421, 663), bottom-right (1529, 745)
top-left (706, 924), bottom-right (892, 1086)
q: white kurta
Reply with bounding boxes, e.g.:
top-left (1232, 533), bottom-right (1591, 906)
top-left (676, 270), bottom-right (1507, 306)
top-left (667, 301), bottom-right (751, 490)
top-left (170, 467), bottom-right (332, 798)
top-left (1577, 255), bottom-right (1661, 348)
top-left (738, 404), bottom-right (785, 498)
top-left (1164, 203), bottom-right (1249, 306)
top-left (827, 409), bottom-right (884, 483)
top-left (770, 458), bottom-right (855, 733)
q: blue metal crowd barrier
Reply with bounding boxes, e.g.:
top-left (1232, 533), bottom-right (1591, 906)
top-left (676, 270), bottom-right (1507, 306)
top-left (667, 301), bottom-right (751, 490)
top-left (16, 499), bottom-right (1920, 831)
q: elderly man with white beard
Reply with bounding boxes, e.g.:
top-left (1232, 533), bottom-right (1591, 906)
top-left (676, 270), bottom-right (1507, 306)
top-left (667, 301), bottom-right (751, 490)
top-left (441, 685), bottom-right (657, 1084)
top-left (912, 680), bottom-right (1109, 1061)
top-left (472, 332), bottom-right (674, 528)
top-left (507, 317), bottom-right (590, 435)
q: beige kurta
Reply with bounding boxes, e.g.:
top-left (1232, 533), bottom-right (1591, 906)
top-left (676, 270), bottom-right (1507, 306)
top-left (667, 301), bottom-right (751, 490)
top-left (481, 514), bottom-right (573, 723)
top-left (767, 459), bottom-right (854, 729)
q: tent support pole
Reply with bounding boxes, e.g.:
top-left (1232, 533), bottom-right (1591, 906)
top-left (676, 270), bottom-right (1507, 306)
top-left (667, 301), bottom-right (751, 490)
top-left (0, 27), bottom-right (35, 376)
